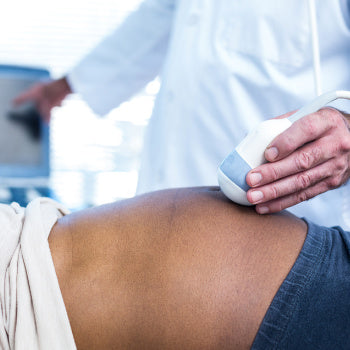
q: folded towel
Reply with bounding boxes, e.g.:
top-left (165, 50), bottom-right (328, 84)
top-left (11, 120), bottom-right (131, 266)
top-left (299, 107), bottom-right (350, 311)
top-left (0, 198), bottom-right (76, 349)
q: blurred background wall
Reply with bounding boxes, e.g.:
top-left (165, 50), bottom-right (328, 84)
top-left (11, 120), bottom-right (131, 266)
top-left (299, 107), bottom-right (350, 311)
top-left (0, 0), bottom-right (159, 208)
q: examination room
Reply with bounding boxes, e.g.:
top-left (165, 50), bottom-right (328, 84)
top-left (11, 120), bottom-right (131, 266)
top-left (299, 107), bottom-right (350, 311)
top-left (1, 0), bottom-right (350, 349)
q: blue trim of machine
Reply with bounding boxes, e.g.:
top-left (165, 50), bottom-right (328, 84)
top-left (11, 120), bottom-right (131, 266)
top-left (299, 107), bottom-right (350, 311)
top-left (0, 65), bottom-right (50, 80)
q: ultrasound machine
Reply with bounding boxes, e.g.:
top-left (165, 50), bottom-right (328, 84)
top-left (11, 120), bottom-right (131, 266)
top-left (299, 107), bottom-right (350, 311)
top-left (0, 65), bottom-right (52, 206)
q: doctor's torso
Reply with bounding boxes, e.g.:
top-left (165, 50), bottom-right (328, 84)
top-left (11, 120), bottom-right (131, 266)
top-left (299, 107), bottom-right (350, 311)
top-left (137, 0), bottom-right (350, 229)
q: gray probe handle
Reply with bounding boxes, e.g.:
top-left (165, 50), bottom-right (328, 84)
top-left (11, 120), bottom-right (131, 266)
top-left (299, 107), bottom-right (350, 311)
top-left (288, 90), bottom-right (350, 123)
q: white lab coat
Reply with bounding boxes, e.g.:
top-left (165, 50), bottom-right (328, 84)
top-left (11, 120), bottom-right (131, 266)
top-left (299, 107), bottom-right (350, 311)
top-left (68, 0), bottom-right (350, 229)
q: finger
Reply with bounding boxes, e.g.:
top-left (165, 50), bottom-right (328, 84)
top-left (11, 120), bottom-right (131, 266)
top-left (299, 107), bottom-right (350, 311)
top-left (13, 90), bottom-right (34, 105)
top-left (247, 159), bottom-right (334, 205)
top-left (254, 180), bottom-right (332, 214)
top-left (12, 84), bottom-right (41, 106)
top-left (264, 108), bottom-right (346, 162)
top-left (247, 136), bottom-right (334, 187)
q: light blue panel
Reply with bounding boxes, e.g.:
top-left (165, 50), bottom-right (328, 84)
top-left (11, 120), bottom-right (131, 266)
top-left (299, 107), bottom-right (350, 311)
top-left (219, 150), bottom-right (251, 192)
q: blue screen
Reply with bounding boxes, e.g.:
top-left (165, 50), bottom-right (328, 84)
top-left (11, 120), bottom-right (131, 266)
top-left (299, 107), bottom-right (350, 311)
top-left (0, 65), bottom-right (50, 178)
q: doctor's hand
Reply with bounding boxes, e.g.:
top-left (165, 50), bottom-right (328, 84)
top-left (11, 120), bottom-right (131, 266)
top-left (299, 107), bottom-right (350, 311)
top-left (13, 77), bottom-right (72, 123)
top-left (245, 107), bottom-right (350, 214)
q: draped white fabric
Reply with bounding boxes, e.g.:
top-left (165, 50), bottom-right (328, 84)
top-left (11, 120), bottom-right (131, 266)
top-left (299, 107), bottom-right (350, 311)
top-left (0, 199), bottom-right (76, 350)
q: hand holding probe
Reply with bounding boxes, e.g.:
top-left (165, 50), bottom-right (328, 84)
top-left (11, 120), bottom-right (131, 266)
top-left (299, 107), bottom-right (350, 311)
top-left (218, 90), bottom-right (350, 205)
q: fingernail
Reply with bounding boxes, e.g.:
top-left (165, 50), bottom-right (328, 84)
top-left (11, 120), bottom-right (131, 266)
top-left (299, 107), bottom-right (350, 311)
top-left (257, 206), bottom-right (269, 214)
top-left (249, 172), bottom-right (262, 186)
top-left (266, 147), bottom-right (279, 161)
top-left (250, 190), bottom-right (264, 203)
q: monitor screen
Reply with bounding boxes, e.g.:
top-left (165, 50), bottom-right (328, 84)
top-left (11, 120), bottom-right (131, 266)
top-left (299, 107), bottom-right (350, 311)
top-left (0, 65), bottom-right (50, 178)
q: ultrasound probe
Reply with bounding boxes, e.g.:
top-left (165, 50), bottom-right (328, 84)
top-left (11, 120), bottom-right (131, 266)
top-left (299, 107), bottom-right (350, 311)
top-left (217, 90), bottom-right (350, 205)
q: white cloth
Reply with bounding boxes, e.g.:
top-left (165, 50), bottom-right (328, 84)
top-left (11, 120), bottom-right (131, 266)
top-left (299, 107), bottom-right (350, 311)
top-left (0, 199), bottom-right (76, 350)
top-left (68, 0), bottom-right (350, 229)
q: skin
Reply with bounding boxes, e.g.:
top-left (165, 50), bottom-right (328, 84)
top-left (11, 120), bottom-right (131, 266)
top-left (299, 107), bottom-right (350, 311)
top-left (13, 77), bottom-right (71, 122)
top-left (48, 187), bottom-right (307, 349)
top-left (247, 107), bottom-right (350, 214)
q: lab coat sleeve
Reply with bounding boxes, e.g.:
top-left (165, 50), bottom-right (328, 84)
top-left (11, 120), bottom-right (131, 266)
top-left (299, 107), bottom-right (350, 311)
top-left (67, 0), bottom-right (176, 115)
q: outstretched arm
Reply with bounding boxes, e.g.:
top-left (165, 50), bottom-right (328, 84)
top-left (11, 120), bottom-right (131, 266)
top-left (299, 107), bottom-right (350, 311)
top-left (68, 0), bottom-right (176, 115)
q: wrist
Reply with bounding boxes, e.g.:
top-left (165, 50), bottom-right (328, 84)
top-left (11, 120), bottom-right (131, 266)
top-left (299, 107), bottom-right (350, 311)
top-left (340, 111), bottom-right (350, 131)
top-left (328, 108), bottom-right (350, 130)
top-left (57, 77), bottom-right (72, 96)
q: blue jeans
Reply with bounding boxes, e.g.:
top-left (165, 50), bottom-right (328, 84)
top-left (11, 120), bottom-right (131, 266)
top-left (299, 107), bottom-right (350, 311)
top-left (251, 219), bottom-right (350, 349)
